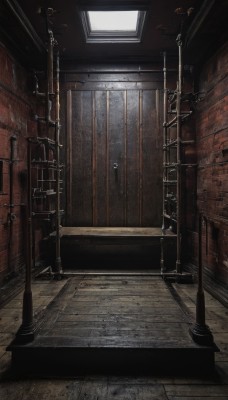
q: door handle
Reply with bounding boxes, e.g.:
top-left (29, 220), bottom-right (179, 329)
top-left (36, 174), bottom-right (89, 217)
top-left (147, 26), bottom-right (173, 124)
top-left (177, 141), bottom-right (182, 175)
top-left (113, 162), bottom-right (118, 170)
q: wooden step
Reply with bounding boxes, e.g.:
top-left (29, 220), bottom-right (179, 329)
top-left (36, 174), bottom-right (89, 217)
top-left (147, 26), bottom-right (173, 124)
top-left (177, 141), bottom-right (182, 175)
top-left (10, 336), bottom-right (215, 375)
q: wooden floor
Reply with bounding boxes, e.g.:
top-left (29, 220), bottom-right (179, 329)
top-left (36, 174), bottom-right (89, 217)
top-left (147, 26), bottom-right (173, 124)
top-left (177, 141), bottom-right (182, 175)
top-left (9, 275), bottom-right (215, 375)
top-left (28, 275), bottom-right (194, 346)
top-left (0, 273), bottom-right (228, 399)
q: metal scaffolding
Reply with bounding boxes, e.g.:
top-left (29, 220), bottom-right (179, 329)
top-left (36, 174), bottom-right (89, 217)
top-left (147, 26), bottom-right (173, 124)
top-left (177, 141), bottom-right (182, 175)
top-left (162, 34), bottom-right (195, 274)
top-left (16, 9), bottom-right (63, 343)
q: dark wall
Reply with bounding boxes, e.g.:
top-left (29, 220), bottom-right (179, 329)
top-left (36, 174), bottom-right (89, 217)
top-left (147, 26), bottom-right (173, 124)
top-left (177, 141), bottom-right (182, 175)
top-left (188, 41), bottom-right (228, 287)
top-left (0, 43), bottom-right (42, 284)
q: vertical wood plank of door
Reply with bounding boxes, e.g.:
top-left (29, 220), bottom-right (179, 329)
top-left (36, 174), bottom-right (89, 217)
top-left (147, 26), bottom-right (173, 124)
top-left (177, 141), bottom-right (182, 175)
top-left (93, 91), bottom-right (108, 226)
top-left (108, 91), bottom-right (125, 226)
top-left (142, 90), bottom-right (163, 226)
top-left (126, 90), bottom-right (141, 226)
top-left (71, 91), bottom-right (93, 225)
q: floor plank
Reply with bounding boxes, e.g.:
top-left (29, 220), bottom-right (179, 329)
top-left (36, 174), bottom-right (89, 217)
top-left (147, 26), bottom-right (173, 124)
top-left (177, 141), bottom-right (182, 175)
top-left (165, 384), bottom-right (228, 397)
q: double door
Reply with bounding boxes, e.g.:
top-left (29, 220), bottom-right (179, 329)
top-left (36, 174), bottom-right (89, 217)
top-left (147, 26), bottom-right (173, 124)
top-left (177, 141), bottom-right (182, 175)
top-left (66, 88), bottom-right (162, 227)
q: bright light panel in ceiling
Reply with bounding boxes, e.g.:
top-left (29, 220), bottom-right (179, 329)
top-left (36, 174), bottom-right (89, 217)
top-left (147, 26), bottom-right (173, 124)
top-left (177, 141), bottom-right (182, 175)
top-left (88, 11), bottom-right (139, 32)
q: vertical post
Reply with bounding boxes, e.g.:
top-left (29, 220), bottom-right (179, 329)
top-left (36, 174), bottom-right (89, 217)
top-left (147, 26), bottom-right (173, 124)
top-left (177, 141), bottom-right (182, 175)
top-left (46, 29), bottom-right (54, 124)
top-left (189, 213), bottom-right (214, 345)
top-left (47, 29), bottom-right (54, 95)
top-left (175, 34), bottom-right (182, 274)
top-left (66, 90), bottom-right (72, 224)
top-left (9, 136), bottom-right (17, 212)
top-left (55, 51), bottom-right (62, 275)
top-left (16, 139), bottom-right (34, 343)
top-left (8, 136), bottom-right (17, 274)
top-left (162, 51), bottom-right (167, 233)
top-left (160, 237), bottom-right (165, 273)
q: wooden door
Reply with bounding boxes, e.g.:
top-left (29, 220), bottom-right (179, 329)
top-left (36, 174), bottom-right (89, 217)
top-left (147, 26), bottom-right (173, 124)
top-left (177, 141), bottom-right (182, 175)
top-left (66, 88), bottom-right (162, 227)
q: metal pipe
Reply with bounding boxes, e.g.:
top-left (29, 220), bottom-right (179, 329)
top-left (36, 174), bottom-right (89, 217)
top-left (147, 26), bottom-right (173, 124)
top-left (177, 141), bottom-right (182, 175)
top-left (16, 139), bottom-right (34, 343)
top-left (0, 203), bottom-right (24, 208)
top-left (177, 34), bottom-right (182, 94)
top-left (55, 51), bottom-right (62, 274)
top-left (36, 269), bottom-right (193, 278)
top-left (8, 136), bottom-right (17, 275)
top-left (47, 29), bottom-right (54, 95)
top-left (46, 29), bottom-right (54, 123)
top-left (33, 72), bottom-right (45, 98)
top-left (175, 35), bottom-right (182, 274)
top-left (189, 214), bottom-right (214, 345)
top-left (162, 52), bottom-right (168, 233)
top-left (61, 68), bottom-right (177, 74)
top-left (9, 136), bottom-right (17, 211)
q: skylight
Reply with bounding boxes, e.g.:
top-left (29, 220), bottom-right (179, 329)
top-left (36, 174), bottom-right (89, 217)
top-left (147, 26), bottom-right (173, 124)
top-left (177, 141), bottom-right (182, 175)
top-left (88, 11), bottom-right (139, 32)
top-left (81, 10), bottom-right (146, 43)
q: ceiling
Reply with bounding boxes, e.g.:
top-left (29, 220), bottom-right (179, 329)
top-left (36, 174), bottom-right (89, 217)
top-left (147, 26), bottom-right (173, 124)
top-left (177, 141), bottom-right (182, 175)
top-left (0, 0), bottom-right (227, 69)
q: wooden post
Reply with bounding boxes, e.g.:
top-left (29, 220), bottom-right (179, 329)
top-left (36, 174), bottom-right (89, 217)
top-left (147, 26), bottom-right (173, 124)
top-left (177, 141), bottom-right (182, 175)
top-left (189, 213), bottom-right (214, 345)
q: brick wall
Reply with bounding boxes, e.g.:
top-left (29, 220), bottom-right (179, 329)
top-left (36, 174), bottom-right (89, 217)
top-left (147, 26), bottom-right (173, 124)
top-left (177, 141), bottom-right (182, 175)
top-left (0, 43), bottom-right (42, 284)
top-left (189, 41), bottom-right (228, 286)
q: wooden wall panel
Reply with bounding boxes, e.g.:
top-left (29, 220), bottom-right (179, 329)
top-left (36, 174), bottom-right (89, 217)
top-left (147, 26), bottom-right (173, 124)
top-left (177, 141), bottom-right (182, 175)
top-left (65, 75), bottom-right (163, 228)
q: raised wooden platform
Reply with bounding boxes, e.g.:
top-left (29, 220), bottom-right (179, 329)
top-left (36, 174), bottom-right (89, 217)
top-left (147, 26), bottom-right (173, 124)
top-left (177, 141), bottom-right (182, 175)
top-left (50, 227), bottom-right (177, 269)
top-left (8, 275), bottom-right (216, 375)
